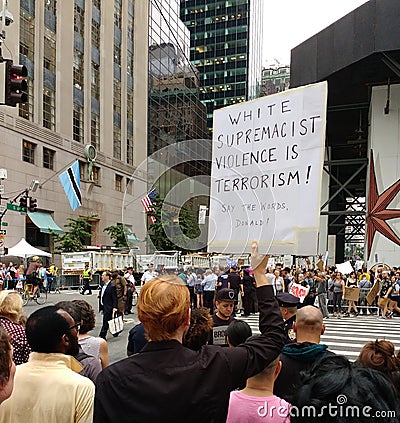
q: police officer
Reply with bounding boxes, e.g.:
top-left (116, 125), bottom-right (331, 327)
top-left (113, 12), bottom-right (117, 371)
top-left (81, 264), bottom-right (92, 295)
top-left (211, 288), bottom-right (236, 346)
top-left (276, 292), bottom-right (299, 344)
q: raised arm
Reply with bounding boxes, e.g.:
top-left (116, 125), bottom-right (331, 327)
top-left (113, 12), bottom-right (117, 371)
top-left (224, 241), bottom-right (285, 387)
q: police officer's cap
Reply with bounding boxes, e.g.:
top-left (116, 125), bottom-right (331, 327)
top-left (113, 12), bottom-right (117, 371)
top-left (216, 288), bottom-right (235, 302)
top-left (276, 292), bottom-right (299, 308)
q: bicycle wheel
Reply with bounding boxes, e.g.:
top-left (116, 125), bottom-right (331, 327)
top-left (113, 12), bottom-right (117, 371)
top-left (21, 291), bottom-right (30, 307)
top-left (132, 291), bottom-right (138, 307)
top-left (35, 288), bottom-right (47, 305)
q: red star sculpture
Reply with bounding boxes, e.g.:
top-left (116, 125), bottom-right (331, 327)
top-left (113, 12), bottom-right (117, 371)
top-left (366, 150), bottom-right (400, 259)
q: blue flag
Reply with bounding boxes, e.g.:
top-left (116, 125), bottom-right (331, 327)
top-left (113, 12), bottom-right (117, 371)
top-left (59, 161), bottom-right (82, 211)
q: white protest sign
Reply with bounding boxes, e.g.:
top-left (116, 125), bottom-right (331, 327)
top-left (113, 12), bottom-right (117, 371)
top-left (208, 82), bottom-right (327, 254)
top-left (336, 261), bottom-right (354, 275)
top-left (289, 282), bottom-right (309, 303)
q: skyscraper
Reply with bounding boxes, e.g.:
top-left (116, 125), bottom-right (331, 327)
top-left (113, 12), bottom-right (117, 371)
top-left (146, 0), bottom-right (211, 250)
top-left (180, 0), bottom-right (263, 131)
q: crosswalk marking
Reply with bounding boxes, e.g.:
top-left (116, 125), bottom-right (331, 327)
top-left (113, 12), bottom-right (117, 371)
top-left (236, 314), bottom-right (400, 361)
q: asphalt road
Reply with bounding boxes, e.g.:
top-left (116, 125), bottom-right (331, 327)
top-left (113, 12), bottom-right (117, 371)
top-left (22, 288), bottom-right (141, 364)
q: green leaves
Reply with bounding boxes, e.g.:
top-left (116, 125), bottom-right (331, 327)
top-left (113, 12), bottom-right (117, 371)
top-left (52, 215), bottom-right (97, 253)
top-left (103, 224), bottom-right (129, 247)
top-left (147, 196), bottom-right (201, 253)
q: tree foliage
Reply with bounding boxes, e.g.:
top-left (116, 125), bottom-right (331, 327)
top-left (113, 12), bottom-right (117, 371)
top-left (103, 224), bottom-right (128, 247)
top-left (52, 215), bottom-right (96, 253)
top-left (147, 195), bottom-right (201, 253)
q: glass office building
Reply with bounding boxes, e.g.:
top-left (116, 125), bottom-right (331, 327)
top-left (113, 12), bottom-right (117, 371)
top-left (148, 0), bottom-right (210, 249)
top-left (180, 0), bottom-right (263, 131)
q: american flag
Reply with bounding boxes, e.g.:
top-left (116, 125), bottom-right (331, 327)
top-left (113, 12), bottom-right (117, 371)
top-left (141, 189), bottom-right (156, 223)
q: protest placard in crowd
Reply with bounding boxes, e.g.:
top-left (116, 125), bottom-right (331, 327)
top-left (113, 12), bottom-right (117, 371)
top-left (208, 81), bottom-right (327, 254)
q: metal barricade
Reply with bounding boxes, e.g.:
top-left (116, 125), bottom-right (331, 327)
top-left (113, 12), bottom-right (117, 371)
top-left (55, 273), bottom-right (101, 291)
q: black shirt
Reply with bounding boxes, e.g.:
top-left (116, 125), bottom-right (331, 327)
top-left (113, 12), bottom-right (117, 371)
top-left (211, 313), bottom-right (235, 346)
top-left (94, 285), bottom-right (285, 423)
top-left (228, 271), bottom-right (241, 290)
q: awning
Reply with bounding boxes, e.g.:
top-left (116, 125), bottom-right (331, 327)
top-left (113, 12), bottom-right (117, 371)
top-left (28, 212), bottom-right (64, 234)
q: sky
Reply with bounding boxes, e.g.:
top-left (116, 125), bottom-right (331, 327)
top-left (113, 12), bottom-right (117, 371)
top-left (263, 0), bottom-right (369, 66)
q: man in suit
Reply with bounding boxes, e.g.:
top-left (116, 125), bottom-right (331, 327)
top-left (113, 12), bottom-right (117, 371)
top-left (98, 271), bottom-right (118, 340)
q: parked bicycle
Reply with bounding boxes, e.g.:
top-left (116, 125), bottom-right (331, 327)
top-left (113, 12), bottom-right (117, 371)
top-left (21, 282), bottom-right (47, 306)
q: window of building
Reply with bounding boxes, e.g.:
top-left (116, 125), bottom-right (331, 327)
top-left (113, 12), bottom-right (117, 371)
top-left (114, 78), bottom-right (121, 114)
top-left (23, 140), bottom-right (35, 164)
top-left (79, 161), bottom-right (86, 181)
top-left (127, 9), bottom-right (134, 41)
top-left (114, 1), bottom-right (122, 29)
top-left (43, 88), bottom-right (55, 130)
top-left (73, 49), bottom-right (84, 90)
top-left (43, 147), bottom-right (55, 170)
top-left (73, 103), bottom-right (84, 143)
top-left (43, 31), bottom-right (56, 73)
top-left (92, 18), bottom-right (100, 50)
top-left (93, 0), bottom-right (101, 10)
top-left (127, 50), bottom-right (134, 77)
top-left (127, 132), bottom-right (134, 165)
top-left (74, 3), bottom-right (85, 37)
top-left (113, 125), bottom-right (121, 160)
top-left (91, 112), bottom-right (100, 150)
top-left (115, 174), bottom-right (123, 192)
top-left (44, 0), bottom-right (57, 31)
top-left (127, 90), bottom-right (133, 122)
top-left (91, 62), bottom-right (100, 100)
top-left (126, 179), bottom-right (133, 195)
top-left (19, 77), bottom-right (34, 121)
top-left (20, 11), bottom-right (35, 62)
top-left (114, 44), bottom-right (121, 67)
top-left (92, 165), bottom-right (100, 185)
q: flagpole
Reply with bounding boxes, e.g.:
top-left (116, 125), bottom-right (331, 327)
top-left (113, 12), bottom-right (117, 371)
top-left (39, 159), bottom-right (81, 189)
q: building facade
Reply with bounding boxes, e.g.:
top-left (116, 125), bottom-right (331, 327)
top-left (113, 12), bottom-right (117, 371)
top-left (180, 0), bottom-right (263, 131)
top-left (1, 0), bottom-right (148, 253)
top-left (261, 65), bottom-right (290, 97)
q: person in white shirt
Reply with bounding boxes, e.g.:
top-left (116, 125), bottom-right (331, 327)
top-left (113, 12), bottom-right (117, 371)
top-left (141, 264), bottom-right (157, 285)
top-left (0, 306), bottom-right (94, 422)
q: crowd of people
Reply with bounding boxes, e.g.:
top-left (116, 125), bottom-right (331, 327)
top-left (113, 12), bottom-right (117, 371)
top-left (0, 258), bottom-right (58, 294)
top-left (0, 246), bottom-right (398, 422)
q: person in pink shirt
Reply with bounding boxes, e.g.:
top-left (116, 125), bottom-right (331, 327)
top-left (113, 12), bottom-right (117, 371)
top-left (226, 354), bottom-right (290, 422)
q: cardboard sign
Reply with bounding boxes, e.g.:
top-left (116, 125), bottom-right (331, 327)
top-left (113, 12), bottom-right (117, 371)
top-left (208, 82), bottom-right (327, 255)
top-left (343, 287), bottom-right (360, 301)
top-left (289, 282), bottom-right (308, 303)
top-left (366, 280), bottom-right (381, 305)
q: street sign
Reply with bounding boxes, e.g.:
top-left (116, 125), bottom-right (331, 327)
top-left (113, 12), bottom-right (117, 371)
top-left (7, 203), bottom-right (22, 212)
top-left (0, 235), bottom-right (4, 239)
top-left (1, 222), bottom-right (7, 226)
top-left (0, 239), bottom-right (4, 247)
top-left (0, 230), bottom-right (6, 235)
top-left (0, 205), bottom-right (5, 213)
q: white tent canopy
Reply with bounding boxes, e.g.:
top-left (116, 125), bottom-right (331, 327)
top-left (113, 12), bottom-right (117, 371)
top-left (6, 238), bottom-right (51, 258)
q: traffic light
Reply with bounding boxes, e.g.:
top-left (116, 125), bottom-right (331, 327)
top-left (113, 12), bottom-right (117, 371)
top-left (4, 60), bottom-right (28, 106)
top-left (19, 196), bottom-right (27, 212)
top-left (28, 197), bottom-right (37, 213)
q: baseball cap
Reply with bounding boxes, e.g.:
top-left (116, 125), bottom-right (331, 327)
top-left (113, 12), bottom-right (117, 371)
top-left (216, 288), bottom-right (235, 302)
